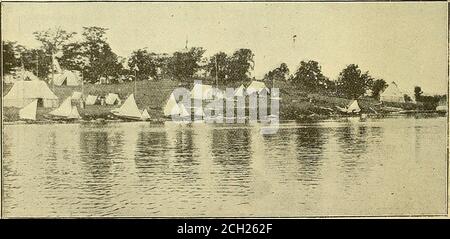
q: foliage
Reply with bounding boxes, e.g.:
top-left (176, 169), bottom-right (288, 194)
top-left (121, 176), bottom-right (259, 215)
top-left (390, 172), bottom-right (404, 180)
top-left (167, 47), bottom-right (205, 80)
top-left (336, 64), bottom-right (374, 99)
top-left (264, 63), bottom-right (290, 82)
top-left (2, 41), bottom-right (20, 75)
top-left (19, 48), bottom-right (52, 77)
top-left (226, 48), bottom-right (254, 82)
top-left (414, 86), bottom-right (423, 101)
top-left (207, 52), bottom-right (229, 82)
top-left (128, 49), bottom-right (160, 81)
top-left (371, 79), bottom-right (388, 100)
top-left (291, 60), bottom-right (330, 92)
top-left (33, 27), bottom-right (76, 54)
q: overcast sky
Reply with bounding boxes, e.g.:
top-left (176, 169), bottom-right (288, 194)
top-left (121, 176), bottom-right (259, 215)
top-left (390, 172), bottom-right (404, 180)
top-left (2, 2), bottom-right (447, 94)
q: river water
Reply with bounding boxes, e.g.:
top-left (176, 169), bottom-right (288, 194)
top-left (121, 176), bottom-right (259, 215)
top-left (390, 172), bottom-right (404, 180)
top-left (2, 116), bottom-right (447, 217)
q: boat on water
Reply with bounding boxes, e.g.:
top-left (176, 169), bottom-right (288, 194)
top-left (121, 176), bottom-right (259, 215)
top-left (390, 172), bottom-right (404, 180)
top-left (46, 97), bottom-right (81, 121)
top-left (19, 100), bottom-right (38, 121)
top-left (111, 94), bottom-right (148, 121)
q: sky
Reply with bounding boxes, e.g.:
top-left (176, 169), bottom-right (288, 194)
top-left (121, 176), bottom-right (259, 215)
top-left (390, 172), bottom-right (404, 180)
top-left (2, 2), bottom-right (448, 94)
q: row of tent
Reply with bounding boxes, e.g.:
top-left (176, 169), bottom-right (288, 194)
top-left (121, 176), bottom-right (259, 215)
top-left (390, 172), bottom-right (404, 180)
top-left (190, 81), bottom-right (270, 100)
top-left (4, 70), bottom-right (82, 86)
top-left (18, 93), bottom-right (149, 121)
top-left (71, 92), bottom-right (121, 105)
top-left (18, 96), bottom-right (81, 121)
top-left (163, 81), bottom-right (273, 118)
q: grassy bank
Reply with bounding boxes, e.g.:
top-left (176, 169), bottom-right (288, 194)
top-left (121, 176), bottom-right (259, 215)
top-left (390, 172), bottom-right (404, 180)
top-left (2, 78), bottom-right (422, 122)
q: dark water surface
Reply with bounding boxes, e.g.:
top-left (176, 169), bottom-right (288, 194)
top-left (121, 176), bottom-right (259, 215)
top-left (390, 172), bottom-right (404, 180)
top-left (2, 116), bottom-right (447, 217)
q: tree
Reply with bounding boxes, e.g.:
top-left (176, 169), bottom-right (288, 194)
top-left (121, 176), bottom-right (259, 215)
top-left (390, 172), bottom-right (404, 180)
top-left (33, 27), bottom-right (76, 55)
top-left (19, 48), bottom-right (52, 78)
top-left (264, 63), bottom-right (290, 82)
top-left (2, 41), bottom-right (20, 75)
top-left (33, 28), bottom-right (76, 82)
top-left (128, 49), bottom-right (159, 81)
top-left (226, 48), bottom-right (254, 81)
top-left (371, 79), bottom-right (388, 100)
top-left (59, 42), bottom-right (89, 72)
top-left (167, 47), bottom-right (205, 80)
top-left (414, 86), bottom-right (423, 101)
top-left (207, 52), bottom-right (229, 82)
top-left (291, 60), bottom-right (328, 91)
top-left (59, 26), bottom-right (123, 83)
top-left (336, 64), bottom-right (374, 99)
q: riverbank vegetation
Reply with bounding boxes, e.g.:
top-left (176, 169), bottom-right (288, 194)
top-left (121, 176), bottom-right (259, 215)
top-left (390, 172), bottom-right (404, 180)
top-left (2, 26), bottom-right (447, 122)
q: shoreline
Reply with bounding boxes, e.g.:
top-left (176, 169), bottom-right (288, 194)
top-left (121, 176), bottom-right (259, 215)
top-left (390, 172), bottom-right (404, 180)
top-left (3, 111), bottom-right (446, 126)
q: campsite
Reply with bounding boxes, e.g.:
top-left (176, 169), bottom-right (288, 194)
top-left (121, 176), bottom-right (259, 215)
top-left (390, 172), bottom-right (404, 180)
top-left (1, 23), bottom-right (447, 124)
top-left (2, 71), bottom-right (446, 124)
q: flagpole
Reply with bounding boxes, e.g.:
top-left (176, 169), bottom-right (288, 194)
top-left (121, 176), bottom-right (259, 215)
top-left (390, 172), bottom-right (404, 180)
top-left (215, 57), bottom-right (218, 87)
top-left (36, 54), bottom-right (39, 78)
top-left (134, 67), bottom-right (137, 96)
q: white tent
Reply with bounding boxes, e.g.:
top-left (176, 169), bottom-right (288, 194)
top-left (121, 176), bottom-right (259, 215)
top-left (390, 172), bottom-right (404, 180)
top-left (19, 100), bottom-right (38, 121)
top-left (164, 93), bottom-right (180, 116)
top-left (337, 100), bottom-right (361, 113)
top-left (85, 95), bottom-right (99, 105)
top-left (347, 100), bottom-right (361, 113)
top-left (380, 82), bottom-right (406, 103)
top-left (72, 91), bottom-right (82, 101)
top-left (234, 84), bottom-right (246, 97)
top-left (246, 81), bottom-right (269, 95)
top-left (113, 94), bottom-right (142, 119)
top-left (105, 93), bottom-right (121, 105)
top-left (178, 103), bottom-right (190, 118)
top-left (68, 106), bottom-right (81, 119)
top-left (191, 83), bottom-right (214, 100)
top-left (141, 109), bottom-right (151, 120)
top-left (53, 70), bottom-right (82, 86)
top-left (52, 55), bottom-right (62, 74)
top-left (49, 97), bottom-right (73, 117)
top-left (3, 80), bottom-right (58, 108)
top-left (193, 107), bottom-right (205, 117)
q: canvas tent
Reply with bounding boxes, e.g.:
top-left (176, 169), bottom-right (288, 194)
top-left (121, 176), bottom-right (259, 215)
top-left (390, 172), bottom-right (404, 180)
top-left (72, 91), bottom-right (83, 101)
top-left (337, 100), bottom-right (361, 113)
top-left (141, 109), bottom-right (150, 120)
top-left (246, 81), bottom-right (269, 95)
top-left (164, 93), bottom-right (180, 116)
top-left (53, 70), bottom-right (82, 86)
top-left (234, 84), bottom-right (246, 97)
top-left (85, 95), bottom-right (99, 105)
top-left (19, 100), bottom-right (38, 121)
top-left (3, 80), bottom-right (58, 108)
top-left (347, 100), bottom-right (361, 113)
top-left (105, 93), bottom-right (121, 105)
top-left (52, 55), bottom-right (62, 74)
top-left (177, 103), bottom-right (190, 118)
top-left (191, 83), bottom-right (214, 100)
top-left (112, 94), bottom-right (142, 119)
top-left (380, 82), bottom-right (406, 103)
top-left (48, 97), bottom-right (81, 119)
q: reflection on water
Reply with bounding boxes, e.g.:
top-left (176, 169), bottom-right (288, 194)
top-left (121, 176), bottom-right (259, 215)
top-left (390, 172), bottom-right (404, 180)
top-left (2, 117), bottom-right (448, 217)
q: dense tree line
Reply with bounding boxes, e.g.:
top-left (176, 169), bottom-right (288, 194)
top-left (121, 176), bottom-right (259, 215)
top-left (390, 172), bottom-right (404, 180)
top-left (2, 26), bottom-right (445, 104)
top-left (2, 26), bottom-right (255, 84)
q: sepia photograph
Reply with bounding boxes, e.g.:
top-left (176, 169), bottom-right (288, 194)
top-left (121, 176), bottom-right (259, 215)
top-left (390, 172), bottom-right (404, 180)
top-left (1, 1), bottom-right (448, 218)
